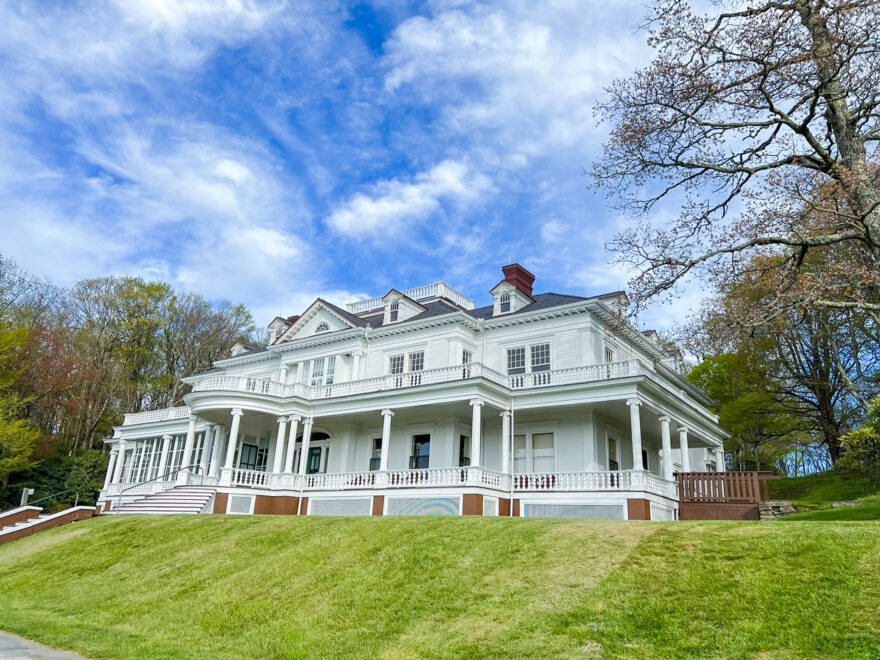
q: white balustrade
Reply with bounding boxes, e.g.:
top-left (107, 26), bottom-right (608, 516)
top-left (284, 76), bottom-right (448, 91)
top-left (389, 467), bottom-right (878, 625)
top-left (345, 282), bottom-right (476, 314)
top-left (123, 407), bottom-right (191, 426)
top-left (230, 468), bottom-right (269, 487)
top-left (513, 471), bottom-right (632, 491)
top-left (385, 467), bottom-right (468, 487)
top-left (104, 481), bottom-right (172, 497)
top-left (304, 471), bottom-right (376, 490)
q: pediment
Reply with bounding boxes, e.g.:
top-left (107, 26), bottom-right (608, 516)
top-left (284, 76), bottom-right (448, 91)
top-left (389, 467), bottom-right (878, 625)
top-left (275, 300), bottom-right (358, 343)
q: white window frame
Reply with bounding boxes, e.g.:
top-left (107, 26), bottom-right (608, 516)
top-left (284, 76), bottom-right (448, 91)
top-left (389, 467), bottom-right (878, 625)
top-left (499, 291), bottom-right (511, 313)
top-left (315, 321), bottom-right (330, 333)
top-left (506, 341), bottom-right (552, 375)
top-left (512, 423), bottom-right (558, 473)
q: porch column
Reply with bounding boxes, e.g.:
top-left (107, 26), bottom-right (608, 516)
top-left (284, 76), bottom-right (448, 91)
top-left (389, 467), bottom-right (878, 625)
top-left (273, 416), bottom-right (288, 473)
top-left (714, 447), bottom-right (726, 472)
top-left (678, 426), bottom-right (691, 472)
top-left (626, 399), bottom-right (643, 470)
top-left (500, 410), bottom-right (511, 474)
top-left (157, 433), bottom-right (173, 478)
top-left (298, 417), bottom-right (315, 476)
top-left (181, 415), bottom-right (198, 470)
top-left (224, 409), bottom-right (244, 469)
top-left (283, 416), bottom-right (301, 473)
top-left (112, 439), bottom-right (126, 483)
top-left (470, 399), bottom-right (484, 467)
top-left (199, 425), bottom-right (215, 475)
top-left (208, 426), bottom-right (225, 477)
top-left (379, 409), bottom-right (394, 471)
top-left (103, 451), bottom-right (118, 490)
top-left (659, 415), bottom-right (673, 480)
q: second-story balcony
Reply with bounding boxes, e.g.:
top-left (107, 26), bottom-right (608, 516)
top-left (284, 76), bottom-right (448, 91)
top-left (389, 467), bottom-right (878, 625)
top-left (189, 359), bottom-right (647, 403)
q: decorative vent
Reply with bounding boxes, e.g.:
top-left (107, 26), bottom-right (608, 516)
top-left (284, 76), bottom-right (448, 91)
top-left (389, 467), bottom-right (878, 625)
top-left (650, 504), bottom-right (675, 521)
top-left (309, 498), bottom-right (372, 517)
top-left (386, 497), bottom-right (459, 516)
top-left (482, 497), bottom-right (499, 517)
top-left (520, 503), bottom-right (623, 519)
top-left (227, 495), bottom-right (254, 515)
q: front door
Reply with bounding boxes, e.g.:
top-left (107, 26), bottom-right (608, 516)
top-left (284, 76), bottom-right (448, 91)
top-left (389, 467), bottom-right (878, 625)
top-left (239, 444), bottom-right (258, 471)
top-left (306, 447), bottom-right (322, 474)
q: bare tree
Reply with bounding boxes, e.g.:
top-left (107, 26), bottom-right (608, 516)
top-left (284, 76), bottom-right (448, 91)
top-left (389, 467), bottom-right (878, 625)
top-left (593, 0), bottom-right (880, 320)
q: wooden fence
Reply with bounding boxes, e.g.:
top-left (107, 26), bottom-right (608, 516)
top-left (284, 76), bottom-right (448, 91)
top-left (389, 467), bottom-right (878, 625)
top-left (676, 471), bottom-right (780, 520)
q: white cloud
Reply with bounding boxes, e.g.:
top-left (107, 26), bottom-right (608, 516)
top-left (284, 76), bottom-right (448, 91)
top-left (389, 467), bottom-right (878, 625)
top-left (326, 159), bottom-right (492, 236)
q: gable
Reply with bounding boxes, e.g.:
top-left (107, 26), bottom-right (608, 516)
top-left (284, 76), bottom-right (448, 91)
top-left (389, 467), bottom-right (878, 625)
top-left (275, 300), bottom-right (359, 343)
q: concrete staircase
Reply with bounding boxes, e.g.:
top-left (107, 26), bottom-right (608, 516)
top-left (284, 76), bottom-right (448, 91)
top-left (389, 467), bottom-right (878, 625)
top-left (2, 513), bottom-right (47, 533)
top-left (115, 486), bottom-right (216, 515)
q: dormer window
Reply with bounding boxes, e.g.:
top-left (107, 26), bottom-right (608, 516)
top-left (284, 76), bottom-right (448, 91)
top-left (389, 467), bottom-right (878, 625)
top-left (389, 300), bottom-right (399, 322)
top-left (499, 291), bottom-right (511, 313)
top-left (315, 321), bottom-right (329, 333)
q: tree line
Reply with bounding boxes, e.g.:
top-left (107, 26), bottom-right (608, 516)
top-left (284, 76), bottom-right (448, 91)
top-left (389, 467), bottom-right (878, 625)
top-left (0, 254), bottom-right (263, 508)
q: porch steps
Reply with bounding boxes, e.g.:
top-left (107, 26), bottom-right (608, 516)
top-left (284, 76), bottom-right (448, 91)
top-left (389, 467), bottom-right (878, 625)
top-left (2, 514), bottom-right (48, 532)
top-left (115, 486), bottom-right (216, 515)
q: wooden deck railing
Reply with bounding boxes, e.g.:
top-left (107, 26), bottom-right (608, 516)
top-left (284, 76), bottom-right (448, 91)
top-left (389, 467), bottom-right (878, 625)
top-left (676, 471), bottom-right (779, 504)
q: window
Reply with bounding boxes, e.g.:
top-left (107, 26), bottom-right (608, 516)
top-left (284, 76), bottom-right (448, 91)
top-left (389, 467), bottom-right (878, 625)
top-left (530, 343), bottom-right (550, 371)
top-left (370, 438), bottom-right (382, 471)
top-left (608, 436), bottom-right (619, 471)
top-left (389, 300), bottom-right (399, 322)
top-left (604, 346), bottom-right (615, 363)
top-left (389, 355), bottom-right (405, 375)
top-left (310, 357), bottom-right (325, 386)
top-left (408, 351), bottom-right (424, 372)
top-left (513, 434), bottom-right (526, 473)
top-left (410, 434), bottom-right (431, 469)
top-left (507, 347), bottom-right (526, 375)
top-left (532, 432), bottom-right (555, 472)
top-left (499, 291), bottom-right (511, 313)
top-left (315, 321), bottom-right (329, 333)
top-left (462, 348), bottom-right (473, 364)
top-left (641, 449), bottom-right (649, 471)
top-left (459, 435), bottom-right (470, 467)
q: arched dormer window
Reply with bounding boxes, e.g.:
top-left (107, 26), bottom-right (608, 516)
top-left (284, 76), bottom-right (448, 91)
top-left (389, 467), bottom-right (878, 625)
top-left (315, 321), bottom-right (329, 333)
top-left (389, 300), bottom-right (400, 322)
top-left (499, 291), bottom-right (511, 313)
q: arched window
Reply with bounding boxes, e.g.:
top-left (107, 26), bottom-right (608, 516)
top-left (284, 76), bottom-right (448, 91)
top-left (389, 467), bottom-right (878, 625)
top-left (315, 321), bottom-right (329, 333)
top-left (499, 291), bottom-right (511, 313)
top-left (389, 299), bottom-right (400, 322)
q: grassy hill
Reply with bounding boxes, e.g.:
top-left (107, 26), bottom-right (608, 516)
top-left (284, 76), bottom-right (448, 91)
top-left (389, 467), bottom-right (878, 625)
top-left (0, 515), bottom-right (878, 659)
top-left (768, 472), bottom-right (880, 520)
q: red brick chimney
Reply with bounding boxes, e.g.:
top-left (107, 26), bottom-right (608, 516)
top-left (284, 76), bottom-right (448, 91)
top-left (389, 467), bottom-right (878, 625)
top-left (501, 263), bottom-right (535, 296)
top-left (286, 315), bottom-right (300, 324)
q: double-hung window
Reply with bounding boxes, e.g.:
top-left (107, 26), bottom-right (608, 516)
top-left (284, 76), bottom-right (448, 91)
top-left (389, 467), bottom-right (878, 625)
top-left (389, 300), bottom-right (399, 322)
top-left (530, 343), bottom-right (550, 372)
top-left (389, 355), bottom-right (405, 375)
top-left (408, 351), bottom-right (424, 372)
top-left (308, 356), bottom-right (336, 386)
top-left (507, 347), bottom-right (526, 375)
top-left (508, 343), bottom-right (550, 386)
top-left (499, 291), bottom-right (511, 313)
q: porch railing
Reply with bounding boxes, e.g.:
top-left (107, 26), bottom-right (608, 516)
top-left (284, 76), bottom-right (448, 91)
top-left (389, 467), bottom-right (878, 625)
top-left (229, 468), bottom-right (269, 488)
top-left (676, 471), bottom-right (778, 503)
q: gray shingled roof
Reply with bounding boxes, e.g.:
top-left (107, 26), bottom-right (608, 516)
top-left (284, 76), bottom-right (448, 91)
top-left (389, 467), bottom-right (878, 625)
top-left (466, 292), bottom-right (588, 320)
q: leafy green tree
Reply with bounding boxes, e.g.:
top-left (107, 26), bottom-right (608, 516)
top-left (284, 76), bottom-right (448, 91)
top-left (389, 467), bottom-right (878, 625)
top-left (837, 396), bottom-right (880, 486)
top-left (64, 450), bottom-right (108, 505)
top-left (0, 324), bottom-right (39, 485)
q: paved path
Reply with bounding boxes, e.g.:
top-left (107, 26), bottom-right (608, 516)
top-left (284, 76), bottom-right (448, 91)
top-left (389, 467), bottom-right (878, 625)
top-left (0, 632), bottom-right (87, 659)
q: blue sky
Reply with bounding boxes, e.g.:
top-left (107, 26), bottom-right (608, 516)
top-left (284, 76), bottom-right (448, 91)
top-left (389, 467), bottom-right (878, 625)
top-left (0, 0), bottom-right (690, 329)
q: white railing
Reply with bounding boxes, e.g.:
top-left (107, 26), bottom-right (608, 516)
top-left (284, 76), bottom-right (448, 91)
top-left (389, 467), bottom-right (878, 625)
top-left (188, 360), bottom-right (643, 405)
top-left (644, 472), bottom-right (679, 499)
top-left (230, 468), bottom-right (269, 487)
top-left (385, 467), bottom-right (468, 487)
top-left (304, 471), bottom-right (376, 489)
top-left (103, 481), bottom-right (173, 497)
top-left (268, 473), bottom-right (303, 490)
top-left (122, 407), bottom-right (191, 426)
top-left (508, 360), bottom-right (643, 390)
top-left (513, 471), bottom-right (632, 491)
top-left (345, 281), bottom-right (476, 314)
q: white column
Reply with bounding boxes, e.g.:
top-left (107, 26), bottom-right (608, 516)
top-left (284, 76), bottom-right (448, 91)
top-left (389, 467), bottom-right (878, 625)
top-left (209, 426), bottom-right (225, 477)
top-left (470, 399), bottom-right (484, 468)
top-left (273, 416), bottom-right (288, 474)
top-left (112, 440), bottom-right (126, 483)
top-left (352, 352), bottom-right (362, 380)
top-left (199, 425), bottom-right (215, 475)
top-left (626, 398), bottom-right (643, 471)
top-left (157, 434), bottom-right (173, 478)
top-left (284, 416), bottom-right (301, 473)
top-left (103, 451), bottom-right (118, 489)
top-left (500, 410), bottom-right (511, 474)
top-left (224, 409), bottom-right (243, 469)
top-left (659, 415), bottom-right (673, 480)
top-left (715, 447), bottom-right (725, 472)
top-left (298, 417), bottom-right (315, 475)
top-left (679, 427), bottom-right (691, 472)
top-left (181, 415), bottom-right (198, 470)
top-left (379, 409), bottom-right (394, 471)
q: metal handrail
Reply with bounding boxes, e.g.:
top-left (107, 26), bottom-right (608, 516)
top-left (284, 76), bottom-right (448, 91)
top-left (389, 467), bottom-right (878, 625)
top-left (1, 489), bottom-right (80, 514)
top-left (115, 465), bottom-right (203, 511)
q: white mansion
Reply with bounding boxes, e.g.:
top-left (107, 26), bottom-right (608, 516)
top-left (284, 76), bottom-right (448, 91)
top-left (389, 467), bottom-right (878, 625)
top-left (98, 264), bottom-right (727, 520)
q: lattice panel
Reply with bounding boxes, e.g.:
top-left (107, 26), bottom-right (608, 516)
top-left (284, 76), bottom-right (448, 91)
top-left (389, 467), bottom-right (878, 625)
top-left (521, 503), bottom-right (624, 519)
top-left (385, 497), bottom-right (459, 516)
top-left (228, 495), bottom-right (254, 515)
top-left (309, 498), bottom-right (372, 517)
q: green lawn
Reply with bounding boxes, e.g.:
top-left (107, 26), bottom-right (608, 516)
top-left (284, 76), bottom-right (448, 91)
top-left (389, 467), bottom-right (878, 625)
top-left (0, 515), bottom-right (878, 659)
top-left (768, 472), bottom-right (879, 520)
